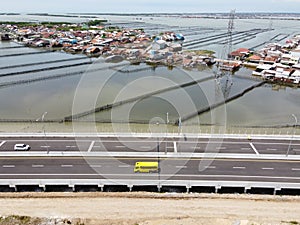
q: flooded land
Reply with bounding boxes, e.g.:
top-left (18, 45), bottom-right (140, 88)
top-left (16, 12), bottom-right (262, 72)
top-left (0, 13), bottom-right (300, 134)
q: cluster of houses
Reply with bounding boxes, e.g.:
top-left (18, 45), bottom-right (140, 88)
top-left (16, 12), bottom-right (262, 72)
top-left (4, 22), bottom-right (299, 85)
top-left (229, 35), bottom-right (300, 85)
top-left (0, 23), bottom-right (216, 68)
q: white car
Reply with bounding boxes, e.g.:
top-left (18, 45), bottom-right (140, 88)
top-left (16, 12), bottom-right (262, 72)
top-left (14, 144), bottom-right (30, 151)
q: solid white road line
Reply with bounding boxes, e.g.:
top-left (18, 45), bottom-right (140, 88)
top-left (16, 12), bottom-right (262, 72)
top-left (249, 143), bottom-right (259, 155)
top-left (0, 141), bottom-right (6, 148)
top-left (2, 165), bottom-right (15, 168)
top-left (174, 142), bottom-right (177, 153)
top-left (61, 165), bottom-right (73, 168)
top-left (2, 173), bottom-right (300, 180)
top-left (233, 167), bottom-right (246, 169)
top-left (262, 167), bottom-right (274, 170)
top-left (32, 165), bottom-right (44, 168)
top-left (88, 141), bottom-right (95, 152)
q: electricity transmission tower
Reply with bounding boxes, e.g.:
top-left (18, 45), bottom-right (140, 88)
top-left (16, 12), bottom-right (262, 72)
top-left (215, 9), bottom-right (235, 100)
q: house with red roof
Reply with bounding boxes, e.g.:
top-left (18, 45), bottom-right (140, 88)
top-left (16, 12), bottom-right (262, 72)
top-left (229, 48), bottom-right (250, 60)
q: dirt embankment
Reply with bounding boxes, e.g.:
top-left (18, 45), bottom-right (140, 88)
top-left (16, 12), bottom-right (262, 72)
top-left (0, 192), bottom-right (300, 225)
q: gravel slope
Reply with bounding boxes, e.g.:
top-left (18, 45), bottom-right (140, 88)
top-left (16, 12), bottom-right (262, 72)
top-left (0, 193), bottom-right (299, 225)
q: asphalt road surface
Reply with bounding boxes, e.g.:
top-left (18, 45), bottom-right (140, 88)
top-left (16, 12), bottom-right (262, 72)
top-left (0, 136), bottom-right (299, 183)
top-left (0, 136), bottom-right (299, 155)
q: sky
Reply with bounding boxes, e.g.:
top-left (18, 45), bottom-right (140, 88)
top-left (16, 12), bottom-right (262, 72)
top-left (1, 0), bottom-right (300, 13)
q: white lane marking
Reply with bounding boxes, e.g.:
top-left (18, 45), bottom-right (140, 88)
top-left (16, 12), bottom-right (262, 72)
top-left (166, 146), bottom-right (174, 149)
top-left (32, 165), bottom-right (44, 168)
top-left (118, 165), bottom-right (130, 168)
top-left (2, 165), bottom-right (15, 168)
top-left (266, 148), bottom-right (277, 151)
top-left (141, 146), bottom-right (151, 149)
top-left (251, 142), bottom-right (300, 146)
top-left (216, 147), bottom-right (226, 150)
top-left (116, 145), bottom-right (125, 148)
top-left (249, 143), bottom-right (259, 155)
top-left (93, 146), bottom-right (102, 148)
top-left (91, 165), bottom-right (102, 168)
top-left (241, 148), bottom-right (251, 150)
top-left (61, 165), bottom-right (73, 168)
top-left (205, 166), bottom-right (216, 169)
top-left (3, 174), bottom-right (300, 181)
top-left (66, 145), bottom-right (77, 148)
top-left (262, 167), bottom-right (274, 170)
top-left (88, 141), bottom-right (95, 152)
top-left (174, 142), bottom-right (177, 153)
top-left (0, 141), bottom-right (6, 148)
top-left (8, 139), bottom-right (300, 146)
top-left (292, 168), bottom-right (300, 171)
top-left (233, 167), bottom-right (246, 169)
top-left (191, 147), bottom-right (201, 149)
top-left (41, 146), bottom-right (51, 148)
top-left (176, 166), bottom-right (187, 169)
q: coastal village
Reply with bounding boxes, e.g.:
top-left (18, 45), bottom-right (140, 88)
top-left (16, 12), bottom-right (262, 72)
top-left (1, 21), bottom-right (300, 86)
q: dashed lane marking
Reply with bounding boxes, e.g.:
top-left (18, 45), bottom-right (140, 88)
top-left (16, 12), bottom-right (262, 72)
top-left (233, 166), bottom-right (246, 169)
top-left (91, 165), bottom-right (102, 168)
top-left (118, 165), bottom-right (130, 168)
top-left (266, 148), bottom-right (277, 151)
top-left (205, 166), bottom-right (216, 169)
top-left (191, 147), bottom-right (201, 149)
top-left (292, 168), bottom-right (300, 171)
top-left (61, 165), bottom-right (73, 168)
top-left (32, 165), bottom-right (44, 168)
top-left (2, 165), bottom-right (15, 168)
top-left (176, 166), bottom-right (187, 169)
top-left (262, 167), bottom-right (274, 170)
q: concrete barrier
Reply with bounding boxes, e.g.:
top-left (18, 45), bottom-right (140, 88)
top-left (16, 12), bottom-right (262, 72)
top-left (0, 179), bottom-right (299, 194)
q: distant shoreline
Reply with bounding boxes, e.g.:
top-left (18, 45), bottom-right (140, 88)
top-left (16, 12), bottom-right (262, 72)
top-left (1, 12), bottom-right (300, 20)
